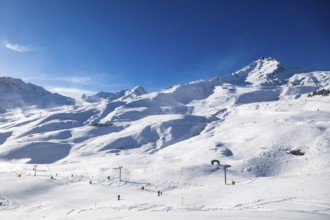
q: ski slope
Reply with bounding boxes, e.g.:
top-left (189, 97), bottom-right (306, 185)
top-left (0, 58), bottom-right (330, 219)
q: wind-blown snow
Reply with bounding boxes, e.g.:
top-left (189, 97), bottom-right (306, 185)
top-left (0, 77), bottom-right (74, 110)
top-left (0, 57), bottom-right (329, 219)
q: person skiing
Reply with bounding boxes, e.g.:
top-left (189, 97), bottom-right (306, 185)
top-left (157, 190), bottom-right (160, 196)
top-left (117, 194), bottom-right (120, 201)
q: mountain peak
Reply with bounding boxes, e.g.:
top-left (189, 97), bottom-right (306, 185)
top-left (83, 86), bottom-right (147, 103)
top-left (256, 56), bottom-right (279, 63)
top-left (232, 57), bottom-right (288, 86)
top-left (131, 86), bottom-right (147, 96)
top-left (0, 76), bottom-right (49, 94)
top-left (0, 77), bottom-right (74, 110)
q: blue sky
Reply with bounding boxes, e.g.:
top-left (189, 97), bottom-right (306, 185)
top-left (0, 0), bottom-right (329, 98)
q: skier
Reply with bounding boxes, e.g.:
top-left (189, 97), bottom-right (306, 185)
top-left (117, 194), bottom-right (120, 201)
top-left (157, 190), bottom-right (160, 196)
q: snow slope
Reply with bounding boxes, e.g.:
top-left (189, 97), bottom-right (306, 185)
top-left (0, 58), bottom-right (330, 219)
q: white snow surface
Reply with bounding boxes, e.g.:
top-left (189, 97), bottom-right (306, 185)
top-left (0, 58), bottom-right (330, 219)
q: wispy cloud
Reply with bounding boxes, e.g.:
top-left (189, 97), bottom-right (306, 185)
top-left (53, 73), bottom-right (130, 92)
top-left (55, 76), bottom-right (92, 85)
top-left (47, 87), bottom-right (96, 99)
top-left (2, 41), bottom-right (34, 53)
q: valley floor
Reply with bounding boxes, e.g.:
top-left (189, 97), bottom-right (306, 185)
top-left (0, 167), bottom-right (329, 220)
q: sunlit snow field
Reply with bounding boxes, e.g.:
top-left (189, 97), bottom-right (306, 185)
top-left (1, 58), bottom-right (330, 219)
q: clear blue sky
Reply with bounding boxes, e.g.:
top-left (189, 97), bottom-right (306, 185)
top-left (0, 0), bottom-right (329, 97)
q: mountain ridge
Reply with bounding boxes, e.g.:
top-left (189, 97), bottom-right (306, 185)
top-left (2, 58), bottom-right (329, 109)
top-left (0, 57), bottom-right (329, 166)
top-left (0, 76), bottom-right (74, 111)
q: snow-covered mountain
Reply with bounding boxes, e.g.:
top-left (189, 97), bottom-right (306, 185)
top-left (0, 58), bottom-right (329, 219)
top-left (0, 77), bottom-right (74, 112)
top-left (82, 86), bottom-right (147, 103)
top-left (231, 57), bottom-right (290, 86)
